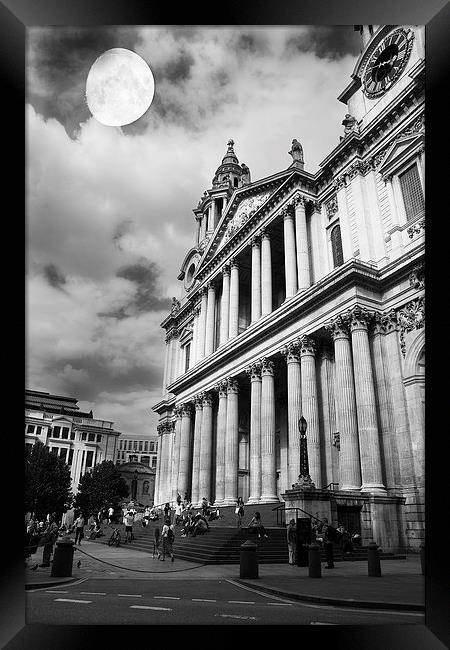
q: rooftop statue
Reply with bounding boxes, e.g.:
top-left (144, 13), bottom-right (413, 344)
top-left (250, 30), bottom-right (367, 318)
top-left (288, 138), bottom-right (304, 164)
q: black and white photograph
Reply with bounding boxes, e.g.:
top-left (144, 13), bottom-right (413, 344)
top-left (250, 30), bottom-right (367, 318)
top-left (14, 12), bottom-right (438, 638)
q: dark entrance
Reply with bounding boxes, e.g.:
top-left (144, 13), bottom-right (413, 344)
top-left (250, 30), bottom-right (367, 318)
top-left (336, 506), bottom-right (361, 535)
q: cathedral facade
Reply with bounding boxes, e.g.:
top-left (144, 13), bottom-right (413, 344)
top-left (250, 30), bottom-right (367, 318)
top-left (153, 25), bottom-right (425, 552)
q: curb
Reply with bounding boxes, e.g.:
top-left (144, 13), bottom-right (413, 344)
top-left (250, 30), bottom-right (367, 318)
top-left (25, 576), bottom-right (80, 591)
top-left (234, 579), bottom-right (425, 612)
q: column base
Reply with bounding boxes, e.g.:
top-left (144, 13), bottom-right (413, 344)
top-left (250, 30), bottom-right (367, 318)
top-left (221, 498), bottom-right (238, 507)
top-left (360, 484), bottom-right (387, 495)
top-left (340, 484), bottom-right (362, 491)
top-left (245, 497), bottom-right (262, 505)
top-left (259, 495), bottom-right (280, 504)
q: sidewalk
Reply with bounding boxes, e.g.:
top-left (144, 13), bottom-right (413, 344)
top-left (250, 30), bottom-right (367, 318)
top-left (25, 540), bottom-right (424, 612)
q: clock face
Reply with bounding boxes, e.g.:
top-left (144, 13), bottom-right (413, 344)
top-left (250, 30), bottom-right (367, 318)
top-left (363, 28), bottom-right (414, 98)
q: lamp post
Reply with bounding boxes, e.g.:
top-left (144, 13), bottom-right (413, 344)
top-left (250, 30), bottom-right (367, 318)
top-left (131, 469), bottom-right (138, 501)
top-left (298, 416), bottom-right (309, 478)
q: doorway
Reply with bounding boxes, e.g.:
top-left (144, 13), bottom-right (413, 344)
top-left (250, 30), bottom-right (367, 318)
top-left (336, 505), bottom-right (362, 535)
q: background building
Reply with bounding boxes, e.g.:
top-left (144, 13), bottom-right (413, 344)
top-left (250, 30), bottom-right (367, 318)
top-left (25, 389), bottom-right (121, 494)
top-left (153, 24), bottom-right (424, 552)
top-left (115, 433), bottom-right (159, 469)
top-left (117, 461), bottom-right (156, 507)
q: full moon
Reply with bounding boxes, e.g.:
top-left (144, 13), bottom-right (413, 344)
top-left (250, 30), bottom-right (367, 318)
top-left (86, 48), bottom-right (155, 126)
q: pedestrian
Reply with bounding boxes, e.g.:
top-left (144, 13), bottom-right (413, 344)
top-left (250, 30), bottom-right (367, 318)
top-left (25, 515), bottom-right (38, 559)
top-left (287, 518), bottom-right (297, 565)
top-left (153, 526), bottom-right (161, 558)
top-left (87, 513), bottom-right (96, 536)
top-left (160, 518), bottom-right (175, 562)
top-left (39, 514), bottom-right (59, 567)
top-left (74, 513), bottom-right (85, 545)
top-left (143, 505), bottom-right (151, 527)
top-left (174, 500), bottom-right (185, 526)
top-left (108, 505), bottom-right (114, 525)
top-left (124, 510), bottom-right (135, 543)
top-left (184, 491), bottom-right (189, 504)
top-left (247, 511), bottom-right (268, 539)
top-left (176, 493), bottom-right (182, 505)
top-left (235, 497), bottom-right (245, 528)
top-left (201, 497), bottom-right (209, 518)
top-left (163, 502), bottom-right (172, 522)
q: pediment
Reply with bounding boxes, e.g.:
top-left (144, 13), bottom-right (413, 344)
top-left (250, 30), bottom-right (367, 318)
top-left (195, 174), bottom-right (291, 274)
top-left (377, 132), bottom-right (424, 178)
top-left (51, 416), bottom-right (72, 425)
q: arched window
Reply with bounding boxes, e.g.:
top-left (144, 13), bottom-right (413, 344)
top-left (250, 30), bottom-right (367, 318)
top-left (142, 480), bottom-right (149, 494)
top-left (233, 177), bottom-right (239, 187)
top-left (331, 224), bottom-right (344, 268)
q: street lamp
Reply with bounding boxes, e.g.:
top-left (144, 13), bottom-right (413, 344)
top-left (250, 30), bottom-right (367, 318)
top-left (298, 416), bottom-right (309, 479)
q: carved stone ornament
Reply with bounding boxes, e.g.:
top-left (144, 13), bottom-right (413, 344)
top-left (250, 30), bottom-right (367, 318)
top-left (348, 305), bottom-right (374, 331)
top-left (181, 403), bottom-right (193, 417)
top-left (407, 219), bottom-right (425, 239)
top-left (215, 378), bottom-right (229, 397)
top-left (260, 357), bottom-right (274, 376)
top-left (288, 138), bottom-right (304, 164)
top-left (333, 174), bottom-right (347, 192)
top-left (223, 190), bottom-right (272, 242)
top-left (245, 361), bottom-right (262, 380)
top-left (409, 263), bottom-right (425, 290)
top-left (250, 234), bottom-right (261, 248)
top-left (222, 263), bottom-right (231, 276)
top-left (291, 474), bottom-right (316, 490)
top-left (341, 113), bottom-right (360, 137)
top-left (381, 309), bottom-right (398, 333)
top-left (227, 378), bottom-right (239, 394)
top-left (325, 314), bottom-right (351, 339)
top-left (299, 335), bottom-right (316, 356)
top-left (281, 341), bottom-right (301, 363)
top-left (194, 393), bottom-right (204, 410)
top-left (326, 196), bottom-right (338, 219)
top-left (171, 297), bottom-right (181, 313)
top-left (202, 392), bottom-right (214, 408)
top-left (332, 432), bottom-right (340, 450)
top-left (396, 297), bottom-right (425, 357)
top-left (230, 257), bottom-right (239, 270)
top-left (372, 312), bottom-right (386, 336)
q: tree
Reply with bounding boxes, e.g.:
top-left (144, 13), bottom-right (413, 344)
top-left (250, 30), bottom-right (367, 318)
top-left (74, 461), bottom-right (129, 515)
top-left (25, 440), bottom-right (73, 520)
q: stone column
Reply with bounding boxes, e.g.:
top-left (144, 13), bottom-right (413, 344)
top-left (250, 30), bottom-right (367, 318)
top-left (214, 379), bottom-right (228, 506)
top-left (229, 259), bottom-right (240, 338)
top-left (325, 315), bottom-right (361, 490)
top-left (190, 395), bottom-right (203, 507)
top-left (201, 213), bottom-right (207, 240)
top-left (281, 341), bottom-right (302, 487)
top-left (318, 344), bottom-right (338, 487)
top-left (293, 194), bottom-right (311, 289)
top-left (349, 306), bottom-right (386, 494)
top-left (191, 306), bottom-right (200, 365)
top-left (219, 264), bottom-right (230, 345)
top-left (250, 235), bottom-right (262, 323)
top-left (158, 424), bottom-right (170, 503)
top-left (171, 407), bottom-right (183, 497)
top-left (210, 200), bottom-right (216, 230)
top-left (223, 377), bottom-right (239, 505)
top-left (154, 426), bottom-right (163, 505)
top-left (205, 282), bottom-right (216, 356)
top-left (261, 229), bottom-right (272, 315)
top-left (299, 335), bottom-right (322, 488)
top-left (245, 362), bottom-right (262, 504)
top-left (260, 357), bottom-right (278, 502)
top-left (198, 288), bottom-right (208, 360)
top-left (178, 403), bottom-right (193, 499)
top-left (283, 206), bottom-right (298, 297)
top-left (162, 334), bottom-right (170, 394)
top-left (199, 391), bottom-right (214, 503)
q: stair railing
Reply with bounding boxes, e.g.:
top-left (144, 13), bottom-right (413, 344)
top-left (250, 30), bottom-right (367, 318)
top-left (321, 482), bottom-right (339, 491)
top-left (272, 504), bottom-right (324, 527)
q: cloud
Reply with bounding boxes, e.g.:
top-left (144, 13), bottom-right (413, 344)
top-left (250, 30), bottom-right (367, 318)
top-left (43, 263), bottom-right (66, 290)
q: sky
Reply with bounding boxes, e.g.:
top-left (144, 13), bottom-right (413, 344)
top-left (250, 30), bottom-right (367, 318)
top-left (26, 25), bottom-right (362, 436)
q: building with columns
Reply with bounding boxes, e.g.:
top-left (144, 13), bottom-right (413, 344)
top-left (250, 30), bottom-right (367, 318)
top-left (153, 25), bottom-right (425, 551)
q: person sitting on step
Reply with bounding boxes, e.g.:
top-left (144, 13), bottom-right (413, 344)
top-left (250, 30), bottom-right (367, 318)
top-left (247, 511), bottom-right (268, 539)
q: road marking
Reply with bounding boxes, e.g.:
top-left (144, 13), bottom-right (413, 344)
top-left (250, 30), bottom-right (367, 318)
top-left (267, 602), bottom-right (293, 606)
top-left (118, 594), bottom-right (142, 598)
top-left (80, 592), bottom-right (106, 596)
top-left (192, 598), bottom-right (216, 602)
top-left (228, 600), bottom-right (256, 604)
top-left (45, 590), bottom-right (69, 594)
top-left (130, 605), bottom-right (172, 611)
top-left (216, 614), bottom-right (258, 621)
top-left (310, 622), bottom-right (337, 625)
top-left (54, 598), bottom-right (92, 604)
top-left (154, 596), bottom-right (180, 600)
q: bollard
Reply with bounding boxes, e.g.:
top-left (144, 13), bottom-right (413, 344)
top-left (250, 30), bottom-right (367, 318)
top-left (239, 540), bottom-right (258, 579)
top-left (367, 541), bottom-right (381, 577)
top-left (324, 541), bottom-right (334, 568)
top-left (308, 543), bottom-right (322, 578)
top-left (420, 543), bottom-right (425, 576)
top-left (51, 536), bottom-right (75, 577)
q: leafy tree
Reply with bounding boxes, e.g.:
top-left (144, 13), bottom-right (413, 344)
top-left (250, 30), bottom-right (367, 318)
top-left (25, 440), bottom-right (73, 520)
top-left (74, 460), bottom-right (129, 515)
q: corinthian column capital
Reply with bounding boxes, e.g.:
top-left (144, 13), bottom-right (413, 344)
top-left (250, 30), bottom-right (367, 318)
top-left (194, 393), bottom-right (204, 410)
top-left (230, 257), bottom-right (239, 270)
top-left (292, 192), bottom-right (306, 207)
top-left (180, 403), bottom-right (192, 418)
top-left (222, 263), bottom-right (231, 276)
top-left (299, 335), bottom-right (316, 356)
top-left (200, 286), bottom-right (208, 297)
top-left (245, 361), bottom-right (262, 381)
top-left (260, 227), bottom-right (270, 241)
top-left (325, 314), bottom-right (351, 339)
top-left (371, 312), bottom-right (386, 336)
top-left (214, 378), bottom-right (229, 397)
top-left (227, 377), bottom-right (239, 394)
top-left (381, 309), bottom-right (399, 333)
top-left (250, 234), bottom-right (261, 247)
top-left (202, 391), bottom-right (214, 408)
top-left (174, 405), bottom-right (183, 419)
top-left (281, 341), bottom-right (301, 363)
top-left (260, 357), bottom-right (274, 376)
top-left (348, 305), bottom-right (374, 332)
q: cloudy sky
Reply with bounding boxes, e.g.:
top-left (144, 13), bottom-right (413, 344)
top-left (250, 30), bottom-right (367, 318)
top-left (26, 25), bottom-right (362, 436)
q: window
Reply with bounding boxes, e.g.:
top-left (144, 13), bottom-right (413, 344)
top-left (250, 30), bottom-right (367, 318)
top-left (96, 435), bottom-right (102, 443)
top-left (149, 442), bottom-right (154, 452)
top-left (233, 177), bottom-right (239, 187)
top-left (119, 440), bottom-right (123, 450)
top-left (36, 426), bottom-right (42, 435)
top-left (144, 441), bottom-right (148, 452)
top-left (86, 450), bottom-right (94, 467)
top-left (155, 441), bottom-right (158, 452)
top-left (70, 430), bottom-right (75, 440)
top-left (53, 426), bottom-right (61, 438)
top-left (133, 441), bottom-right (138, 451)
top-left (138, 441), bottom-right (143, 452)
top-left (68, 449), bottom-right (74, 465)
top-left (331, 224), bottom-right (344, 268)
top-left (26, 425), bottom-right (35, 434)
top-left (81, 432), bottom-right (87, 441)
top-left (51, 447), bottom-right (59, 455)
top-left (59, 448), bottom-right (68, 463)
top-left (88, 433), bottom-right (95, 442)
top-left (152, 456), bottom-right (157, 468)
top-left (185, 343), bottom-right (191, 373)
top-left (141, 456), bottom-right (150, 466)
top-left (399, 164), bottom-right (424, 221)
top-left (61, 427), bottom-right (69, 440)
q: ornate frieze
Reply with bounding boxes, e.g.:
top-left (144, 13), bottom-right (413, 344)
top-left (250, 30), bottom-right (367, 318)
top-left (245, 361), bottom-right (263, 380)
top-left (409, 263), bottom-right (425, 290)
top-left (396, 297), bottom-right (425, 357)
top-left (223, 190), bottom-right (272, 242)
top-left (407, 219), bottom-right (425, 239)
top-left (325, 195), bottom-right (338, 219)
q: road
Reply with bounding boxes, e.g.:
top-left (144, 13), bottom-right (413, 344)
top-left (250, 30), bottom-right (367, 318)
top-left (26, 578), bottom-right (425, 626)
